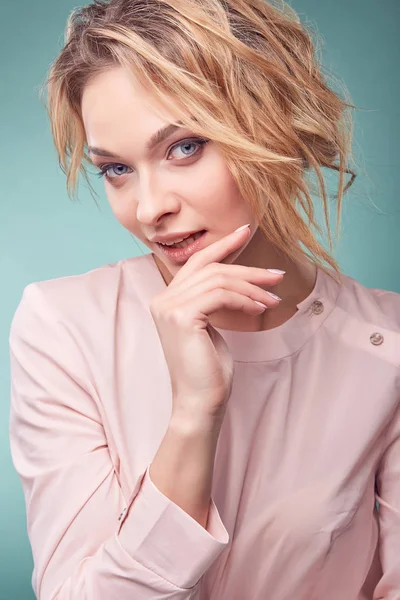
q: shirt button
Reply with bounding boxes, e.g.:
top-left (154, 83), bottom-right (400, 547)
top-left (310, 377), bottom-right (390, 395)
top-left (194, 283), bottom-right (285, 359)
top-left (370, 332), bottom-right (384, 346)
top-left (311, 300), bottom-right (324, 315)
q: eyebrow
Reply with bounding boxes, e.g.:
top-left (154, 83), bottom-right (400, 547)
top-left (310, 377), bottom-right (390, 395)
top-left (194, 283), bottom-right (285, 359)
top-left (87, 121), bottom-right (184, 159)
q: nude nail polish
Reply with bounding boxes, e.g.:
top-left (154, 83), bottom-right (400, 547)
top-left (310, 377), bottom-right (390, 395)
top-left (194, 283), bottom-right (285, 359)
top-left (234, 224), bottom-right (250, 233)
top-left (267, 292), bottom-right (282, 301)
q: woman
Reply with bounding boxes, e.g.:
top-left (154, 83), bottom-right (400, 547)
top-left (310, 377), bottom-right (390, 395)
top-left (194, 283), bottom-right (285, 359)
top-left (9, 0), bottom-right (400, 598)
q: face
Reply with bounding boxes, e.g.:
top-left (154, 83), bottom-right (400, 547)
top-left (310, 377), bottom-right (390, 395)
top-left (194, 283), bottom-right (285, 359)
top-left (81, 66), bottom-right (260, 283)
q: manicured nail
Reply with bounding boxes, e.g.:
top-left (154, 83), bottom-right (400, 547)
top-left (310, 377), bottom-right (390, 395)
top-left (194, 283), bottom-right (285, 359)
top-left (254, 301), bottom-right (268, 310)
top-left (234, 224), bottom-right (250, 233)
top-left (267, 269), bottom-right (286, 275)
top-left (267, 292), bottom-right (282, 301)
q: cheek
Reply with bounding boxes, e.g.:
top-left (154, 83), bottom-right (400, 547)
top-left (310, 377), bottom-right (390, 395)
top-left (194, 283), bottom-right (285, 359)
top-left (203, 164), bottom-right (248, 218)
top-left (194, 161), bottom-right (241, 211)
top-left (107, 191), bottom-right (138, 233)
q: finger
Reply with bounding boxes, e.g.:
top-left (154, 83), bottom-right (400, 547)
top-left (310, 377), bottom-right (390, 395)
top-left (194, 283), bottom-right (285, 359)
top-left (167, 263), bottom-right (285, 299)
top-left (168, 272), bottom-right (282, 310)
top-left (168, 288), bottom-right (273, 331)
top-left (173, 224), bottom-right (252, 282)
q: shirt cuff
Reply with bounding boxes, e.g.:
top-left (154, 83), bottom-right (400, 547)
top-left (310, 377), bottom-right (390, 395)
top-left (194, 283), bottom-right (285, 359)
top-left (116, 464), bottom-right (230, 589)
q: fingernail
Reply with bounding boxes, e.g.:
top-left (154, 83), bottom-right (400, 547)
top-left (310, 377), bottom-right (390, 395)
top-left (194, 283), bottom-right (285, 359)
top-left (234, 224), bottom-right (250, 233)
top-left (254, 301), bottom-right (268, 310)
top-left (267, 269), bottom-right (286, 275)
top-left (267, 292), bottom-right (282, 301)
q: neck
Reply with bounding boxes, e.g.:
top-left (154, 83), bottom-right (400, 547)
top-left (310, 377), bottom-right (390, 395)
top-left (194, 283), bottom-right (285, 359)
top-left (208, 227), bottom-right (318, 332)
top-left (209, 260), bottom-right (317, 332)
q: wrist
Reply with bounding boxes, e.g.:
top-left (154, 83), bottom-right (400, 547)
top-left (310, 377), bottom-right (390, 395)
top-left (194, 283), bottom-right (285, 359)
top-left (170, 408), bottom-right (224, 438)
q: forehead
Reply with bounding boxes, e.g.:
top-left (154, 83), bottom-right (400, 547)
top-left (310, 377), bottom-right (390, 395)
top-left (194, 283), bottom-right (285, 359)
top-left (81, 66), bottom-right (181, 143)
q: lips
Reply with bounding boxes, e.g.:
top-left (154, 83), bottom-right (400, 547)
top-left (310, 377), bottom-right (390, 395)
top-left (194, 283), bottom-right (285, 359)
top-left (157, 230), bottom-right (208, 263)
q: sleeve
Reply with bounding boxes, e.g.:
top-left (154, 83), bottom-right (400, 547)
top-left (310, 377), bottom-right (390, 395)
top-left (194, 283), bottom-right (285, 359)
top-left (374, 394), bottom-right (400, 599)
top-left (9, 283), bottom-right (229, 600)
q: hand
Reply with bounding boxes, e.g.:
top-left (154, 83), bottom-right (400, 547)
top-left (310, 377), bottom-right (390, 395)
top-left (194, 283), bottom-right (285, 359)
top-left (149, 225), bottom-right (285, 422)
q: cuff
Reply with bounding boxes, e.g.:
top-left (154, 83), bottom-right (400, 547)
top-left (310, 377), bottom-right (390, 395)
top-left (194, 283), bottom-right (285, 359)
top-left (116, 464), bottom-right (229, 589)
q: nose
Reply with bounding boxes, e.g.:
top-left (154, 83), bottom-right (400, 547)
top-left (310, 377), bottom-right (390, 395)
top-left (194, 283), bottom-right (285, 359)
top-left (135, 173), bottom-right (180, 226)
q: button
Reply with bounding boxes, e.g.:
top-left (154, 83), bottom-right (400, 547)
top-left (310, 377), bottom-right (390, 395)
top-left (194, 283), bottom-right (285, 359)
top-left (370, 332), bottom-right (384, 346)
top-left (311, 300), bottom-right (324, 315)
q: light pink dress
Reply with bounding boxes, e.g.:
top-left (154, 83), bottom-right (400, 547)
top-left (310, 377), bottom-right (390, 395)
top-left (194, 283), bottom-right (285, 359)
top-left (9, 253), bottom-right (400, 599)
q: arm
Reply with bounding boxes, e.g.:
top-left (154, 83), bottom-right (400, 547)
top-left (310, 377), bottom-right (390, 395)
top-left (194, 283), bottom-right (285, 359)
top-left (9, 283), bottom-right (229, 600)
top-left (149, 410), bottom-right (222, 530)
top-left (373, 395), bottom-right (400, 599)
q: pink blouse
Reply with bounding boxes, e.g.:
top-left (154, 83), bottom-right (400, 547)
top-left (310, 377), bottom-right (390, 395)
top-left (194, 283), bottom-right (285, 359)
top-left (9, 253), bottom-right (400, 599)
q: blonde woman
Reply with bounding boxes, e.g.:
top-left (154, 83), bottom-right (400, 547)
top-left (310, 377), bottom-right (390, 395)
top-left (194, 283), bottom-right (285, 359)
top-left (9, 1), bottom-right (399, 598)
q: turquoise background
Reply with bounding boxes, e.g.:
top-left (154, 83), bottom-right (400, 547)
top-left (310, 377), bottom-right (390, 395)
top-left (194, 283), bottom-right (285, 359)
top-left (1, 1), bottom-right (399, 598)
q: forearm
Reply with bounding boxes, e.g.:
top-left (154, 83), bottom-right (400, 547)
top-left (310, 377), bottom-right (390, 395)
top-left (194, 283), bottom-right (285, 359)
top-left (149, 410), bottom-right (222, 529)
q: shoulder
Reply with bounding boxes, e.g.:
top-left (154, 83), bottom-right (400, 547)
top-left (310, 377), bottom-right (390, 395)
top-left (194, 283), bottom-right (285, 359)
top-left (326, 271), bottom-right (400, 372)
top-left (337, 271), bottom-right (400, 334)
top-left (10, 254), bottom-right (154, 339)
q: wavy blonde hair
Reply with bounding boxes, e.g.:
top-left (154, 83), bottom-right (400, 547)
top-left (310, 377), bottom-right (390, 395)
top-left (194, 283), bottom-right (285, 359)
top-left (43, 0), bottom-right (358, 277)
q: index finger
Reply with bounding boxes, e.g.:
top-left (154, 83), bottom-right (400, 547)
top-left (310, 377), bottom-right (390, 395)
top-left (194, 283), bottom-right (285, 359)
top-left (174, 224), bottom-right (251, 281)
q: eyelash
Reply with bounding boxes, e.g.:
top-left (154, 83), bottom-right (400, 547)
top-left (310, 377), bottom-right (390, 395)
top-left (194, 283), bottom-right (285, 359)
top-left (96, 137), bottom-right (209, 181)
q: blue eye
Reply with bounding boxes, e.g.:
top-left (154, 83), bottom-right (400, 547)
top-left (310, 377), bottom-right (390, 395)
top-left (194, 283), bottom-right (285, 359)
top-left (96, 137), bottom-right (209, 181)
top-left (96, 164), bottom-right (131, 180)
top-left (168, 139), bottom-right (206, 159)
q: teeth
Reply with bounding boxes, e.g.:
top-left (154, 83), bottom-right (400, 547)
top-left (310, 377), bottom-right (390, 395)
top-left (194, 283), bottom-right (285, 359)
top-left (162, 235), bottom-right (190, 247)
top-left (161, 231), bottom-right (203, 248)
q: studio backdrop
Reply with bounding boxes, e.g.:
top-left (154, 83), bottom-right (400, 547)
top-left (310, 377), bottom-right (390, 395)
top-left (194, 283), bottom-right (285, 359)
top-left (0, 1), bottom-right (399, 598)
